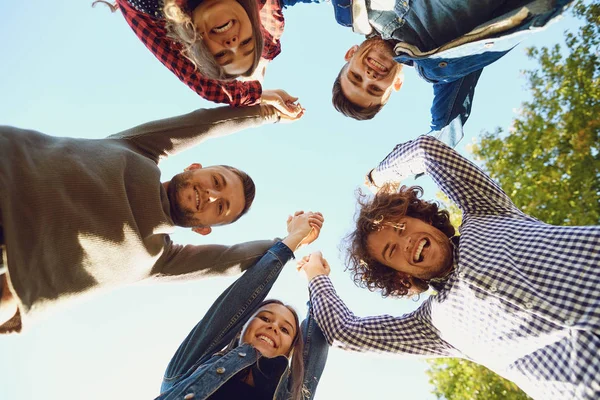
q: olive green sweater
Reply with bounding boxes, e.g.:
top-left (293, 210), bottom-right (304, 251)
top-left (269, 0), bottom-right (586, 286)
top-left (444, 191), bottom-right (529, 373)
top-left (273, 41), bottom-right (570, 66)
top-left (0, 105), bottom-right (278, 327)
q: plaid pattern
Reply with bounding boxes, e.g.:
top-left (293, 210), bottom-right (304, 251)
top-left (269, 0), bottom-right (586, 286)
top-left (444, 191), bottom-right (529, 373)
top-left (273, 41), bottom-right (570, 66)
top-left (117, 0), bottom-right (286, 106)
top-left (310, 136), bottom-right (600, 399)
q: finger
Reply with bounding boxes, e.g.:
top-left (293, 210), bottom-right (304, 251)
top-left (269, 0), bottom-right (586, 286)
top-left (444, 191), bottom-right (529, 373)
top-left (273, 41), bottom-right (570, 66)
top-left (309, 220), bottom-right (323, 230)
top-left (294, 210), bottom-right (304, 217)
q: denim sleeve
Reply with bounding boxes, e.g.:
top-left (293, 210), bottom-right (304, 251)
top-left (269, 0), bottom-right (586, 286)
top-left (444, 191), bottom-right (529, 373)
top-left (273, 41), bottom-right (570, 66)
top-left (162, 241), bottom-right (294, 381)
top-left (299, 303), bottom-right (329, 400)
top-left (281, 0), bottom-right (325, 8)
top-left (428, 69), bottom-right (482, 147)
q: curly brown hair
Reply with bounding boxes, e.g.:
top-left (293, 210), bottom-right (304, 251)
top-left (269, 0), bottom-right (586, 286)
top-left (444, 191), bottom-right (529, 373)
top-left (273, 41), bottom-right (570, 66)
top-left (345, 185), bottom-right (456, 298)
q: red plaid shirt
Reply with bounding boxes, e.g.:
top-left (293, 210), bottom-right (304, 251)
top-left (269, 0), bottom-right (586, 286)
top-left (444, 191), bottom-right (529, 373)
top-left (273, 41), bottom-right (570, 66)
top-left (117, 0), bottom-right (285, 106)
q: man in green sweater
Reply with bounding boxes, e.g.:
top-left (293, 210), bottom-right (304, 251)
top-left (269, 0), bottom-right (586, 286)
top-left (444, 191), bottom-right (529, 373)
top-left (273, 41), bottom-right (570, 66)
top-left (0, 104), bottom-right (322, 333)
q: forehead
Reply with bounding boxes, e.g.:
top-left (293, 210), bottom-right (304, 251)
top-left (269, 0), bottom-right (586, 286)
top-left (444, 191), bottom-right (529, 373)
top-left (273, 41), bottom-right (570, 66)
top-left (257, 304), bottom-right (296, 326)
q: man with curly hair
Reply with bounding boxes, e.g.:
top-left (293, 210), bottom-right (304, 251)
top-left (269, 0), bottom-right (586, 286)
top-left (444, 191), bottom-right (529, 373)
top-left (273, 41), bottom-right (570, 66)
top-left (300, 135), bottom-right (600, 399)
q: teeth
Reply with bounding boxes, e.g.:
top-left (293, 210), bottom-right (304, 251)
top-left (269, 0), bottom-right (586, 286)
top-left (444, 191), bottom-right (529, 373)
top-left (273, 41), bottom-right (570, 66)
top-left (413, 239), bottom-right (427, 262)
top-left (195, 189), bottom-right (200, 210)
top-left (258, 335), bottom-right (274, 347)
top-left (212, 20), bottom-right (233, 33)
top-left (369, 58), bottom-right (387, 72)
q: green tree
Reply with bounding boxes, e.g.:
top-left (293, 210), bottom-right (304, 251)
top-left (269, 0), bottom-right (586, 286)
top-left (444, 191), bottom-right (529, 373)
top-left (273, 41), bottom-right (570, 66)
top-left (473, 0), bottom-right (600, 226)
top-left (427, 358), bottom-right (531, 400)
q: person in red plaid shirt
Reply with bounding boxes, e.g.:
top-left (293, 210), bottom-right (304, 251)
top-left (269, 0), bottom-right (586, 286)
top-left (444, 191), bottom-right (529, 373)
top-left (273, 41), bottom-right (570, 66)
top-left (95, 0), bottom-right (320, 116)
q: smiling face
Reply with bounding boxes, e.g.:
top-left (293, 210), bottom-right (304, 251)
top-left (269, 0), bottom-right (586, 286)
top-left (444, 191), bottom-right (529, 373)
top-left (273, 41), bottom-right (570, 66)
top-left (166, 164), bottom-right (245, 229)
top-left (340, 38), bottom-right (403, 108)
top-left (241, 303), bottom-right (298, 358)
top-left (366, 217), bottom-right (453, 280)
top-left (191, 0), bottom-right (256, 76)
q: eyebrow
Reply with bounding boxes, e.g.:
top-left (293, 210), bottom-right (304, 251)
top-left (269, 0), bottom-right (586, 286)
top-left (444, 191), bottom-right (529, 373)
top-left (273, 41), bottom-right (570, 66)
top-left (347, 71), bottom-right (382, 98)
top-left (261, 310), bottom-right (295, 335)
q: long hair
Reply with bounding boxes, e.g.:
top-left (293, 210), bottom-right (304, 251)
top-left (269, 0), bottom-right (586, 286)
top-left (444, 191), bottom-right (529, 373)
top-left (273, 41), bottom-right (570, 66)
top-left (223, 299), bottom-right (306, 400)
top-left (163, 0), bottom-right (264, 80)
top-left (219, 165), bottom-right (255, 222)
top-left (345, 185), bottom-right (456, 297)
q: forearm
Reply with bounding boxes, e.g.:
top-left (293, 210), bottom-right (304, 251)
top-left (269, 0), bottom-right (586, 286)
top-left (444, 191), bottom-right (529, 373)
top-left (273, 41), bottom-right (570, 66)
top-left (110, 105), bottom-right (278, 162)
top-left (154, 238), bottom-right (279, 280)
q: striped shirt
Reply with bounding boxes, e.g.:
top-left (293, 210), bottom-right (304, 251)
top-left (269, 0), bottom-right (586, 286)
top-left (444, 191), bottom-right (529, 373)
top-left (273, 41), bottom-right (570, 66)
top-left (309, 136), bottom-right (600, 399)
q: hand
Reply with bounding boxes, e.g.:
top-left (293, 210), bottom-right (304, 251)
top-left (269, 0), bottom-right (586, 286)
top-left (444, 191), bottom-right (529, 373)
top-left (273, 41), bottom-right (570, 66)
top-left (284, 211), bottom-right (324, 251)
top-left (364, 169), bottom-right (399, 194)
top-left (297, 251), bottom-right (330, 281)
top-left (261, 89), bottom-right (305, 122)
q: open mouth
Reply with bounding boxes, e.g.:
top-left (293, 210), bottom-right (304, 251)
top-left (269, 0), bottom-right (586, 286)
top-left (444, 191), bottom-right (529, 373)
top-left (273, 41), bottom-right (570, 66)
top-left (194, 188), bottom-right (201, 210)
top-left (413, 238), bottom-right (430, 263)
top-left (257, 334), bottom-right (276, 348)
top-left (366, 57), bottom-right (389, 74)
top-left (212, 20), bottom-right (233, 34)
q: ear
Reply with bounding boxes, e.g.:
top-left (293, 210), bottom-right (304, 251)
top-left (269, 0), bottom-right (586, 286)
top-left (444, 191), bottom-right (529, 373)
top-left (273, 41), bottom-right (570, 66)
top-left (185, 163), bottom-right (202, 172)
top-left (192, 226), bottom-right (212, 235)
top-left (393, 74), bottom-right (404, 92)
top-left (344, 45), bottom-right (359, 62)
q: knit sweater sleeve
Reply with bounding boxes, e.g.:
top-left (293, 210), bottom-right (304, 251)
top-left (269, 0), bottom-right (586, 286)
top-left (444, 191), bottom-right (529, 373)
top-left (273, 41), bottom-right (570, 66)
top-left (149, 238), bottom-right (279, 281)
top-left (108, 105), bottom-right (278, 163)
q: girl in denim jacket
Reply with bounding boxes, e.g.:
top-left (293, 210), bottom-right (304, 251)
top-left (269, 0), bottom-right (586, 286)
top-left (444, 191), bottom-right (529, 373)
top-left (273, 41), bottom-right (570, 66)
top-left (156, 211), bottom-right (328, 400)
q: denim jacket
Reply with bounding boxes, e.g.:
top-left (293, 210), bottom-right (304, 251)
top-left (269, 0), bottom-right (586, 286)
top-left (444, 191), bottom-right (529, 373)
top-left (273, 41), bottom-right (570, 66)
top-left (156, 241), bottom-right (329, 400)
top-left (330, 0), bottom-right (573, 147)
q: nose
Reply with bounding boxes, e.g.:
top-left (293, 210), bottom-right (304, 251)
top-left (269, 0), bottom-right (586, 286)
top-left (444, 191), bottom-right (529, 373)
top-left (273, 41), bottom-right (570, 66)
top-left (223, 35), bottom-right (238, 48)
top-left (365, 67), bottom-right (379, 80)
top-left (205, 188), bottom-right (219, 203)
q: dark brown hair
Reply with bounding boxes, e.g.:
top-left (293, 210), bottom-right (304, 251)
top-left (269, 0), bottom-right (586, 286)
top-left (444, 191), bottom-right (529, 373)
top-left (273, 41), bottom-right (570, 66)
top-left (345, 185), bottom-right (456, 297)
top-left (163, 0), bottom-right (264, 80)
top-left (225, 299), bottom-right (306, 400)
top-left (331, 65), bottom-right (384, 121)
top-left (220, 165), bottom-right (255, 222)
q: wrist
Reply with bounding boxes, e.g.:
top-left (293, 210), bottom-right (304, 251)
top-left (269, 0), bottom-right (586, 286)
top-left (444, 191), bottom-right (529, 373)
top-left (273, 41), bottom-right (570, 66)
top-left (282, 232), bottom-right (305, 252)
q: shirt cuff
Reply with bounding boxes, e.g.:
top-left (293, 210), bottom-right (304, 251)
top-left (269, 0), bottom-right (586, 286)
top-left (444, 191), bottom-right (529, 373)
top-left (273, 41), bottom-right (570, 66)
top-left (269, 240), bottom-right (295, 264)
top-left (308, 275), bottom-right (334, 297)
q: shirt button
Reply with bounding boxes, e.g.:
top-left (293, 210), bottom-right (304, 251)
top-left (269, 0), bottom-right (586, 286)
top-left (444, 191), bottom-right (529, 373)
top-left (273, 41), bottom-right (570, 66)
top-left (458, 272), bottom-right (465, 278)
top-left (438, 61), bottom-right (448, 68)
top-left (184, 394), bottom-right (195, 400)
top-left (565, 318), bottom-right (575, 326)
top-left (397, 17), bottom-right (404, 23)
top-left (489, 286), bottom-right (497, 293)
top-left (238, 352), bottom-right (247, 357)
top-left (484, 42), bottom-right (494, 48)
top-left (525, 302), bottom-right (533, 309)
top-left (216, 367), bottom-right (226, 374)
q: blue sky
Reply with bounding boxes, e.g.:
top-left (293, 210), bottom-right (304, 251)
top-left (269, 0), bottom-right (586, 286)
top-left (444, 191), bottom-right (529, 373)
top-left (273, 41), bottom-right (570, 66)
top-left (0, 1), bottom-right (577, 399)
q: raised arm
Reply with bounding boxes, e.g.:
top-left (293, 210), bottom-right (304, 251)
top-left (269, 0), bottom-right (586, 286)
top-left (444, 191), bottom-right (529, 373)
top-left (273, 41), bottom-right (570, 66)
top-left (109, 104), bottom-right (278, 163)
top-left (369, 135), bottom-right (520, 216)
top-left (298, 252), bottom-right (455, 357)
top-left (161, 211), bottom-right (324, 380)
top-left (116, 0), bottom-right (263, 106)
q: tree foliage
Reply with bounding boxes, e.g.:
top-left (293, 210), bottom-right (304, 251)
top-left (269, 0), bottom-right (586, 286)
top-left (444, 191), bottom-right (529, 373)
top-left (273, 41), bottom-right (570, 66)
top-left (426, 358), bottom-right (532, 400)
top-left (472, 0), bottom-right (600, 226)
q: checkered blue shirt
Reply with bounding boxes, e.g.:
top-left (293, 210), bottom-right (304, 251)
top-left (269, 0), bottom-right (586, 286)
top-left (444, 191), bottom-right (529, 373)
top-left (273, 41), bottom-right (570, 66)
top-left (309, 136), bottom-right (600, 399)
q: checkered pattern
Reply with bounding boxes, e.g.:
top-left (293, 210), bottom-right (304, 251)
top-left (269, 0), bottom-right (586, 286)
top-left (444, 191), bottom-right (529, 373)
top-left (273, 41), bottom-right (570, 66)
top-left (117, 0), bottom-right (285, 106)
top-left (310, 136), bottom-right (600, 399)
